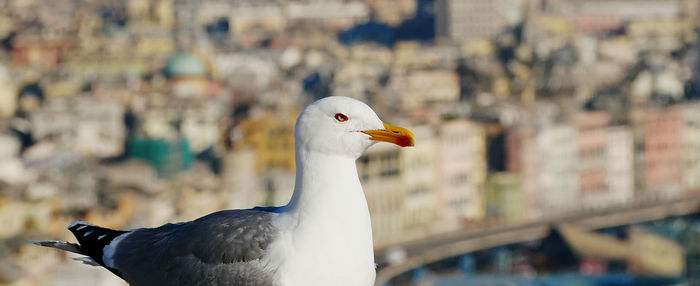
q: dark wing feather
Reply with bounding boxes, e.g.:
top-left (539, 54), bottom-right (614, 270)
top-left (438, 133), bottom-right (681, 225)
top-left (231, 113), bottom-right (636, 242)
top-left (112, 209), bottom-right (279, 286)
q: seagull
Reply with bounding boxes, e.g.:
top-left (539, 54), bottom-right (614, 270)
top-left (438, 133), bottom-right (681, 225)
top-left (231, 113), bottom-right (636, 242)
top-left (32, 96), bottom-right (414, 286)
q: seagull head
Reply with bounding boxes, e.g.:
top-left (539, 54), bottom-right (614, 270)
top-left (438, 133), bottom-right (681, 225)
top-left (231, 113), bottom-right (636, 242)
top-left (295, 96), bottom-right (414, 158)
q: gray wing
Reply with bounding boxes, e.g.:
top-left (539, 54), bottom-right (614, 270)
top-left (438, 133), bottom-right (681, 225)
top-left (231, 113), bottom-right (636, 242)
top-left (112, 209), bottom-right (279, 286)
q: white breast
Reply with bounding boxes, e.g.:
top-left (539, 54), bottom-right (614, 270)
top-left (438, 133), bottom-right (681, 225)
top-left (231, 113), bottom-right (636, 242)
top-left (269, 211), bottom-right (376, 286)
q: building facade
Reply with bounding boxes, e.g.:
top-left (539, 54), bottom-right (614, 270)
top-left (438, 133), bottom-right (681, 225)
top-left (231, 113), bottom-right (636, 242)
top-left (435, 0), bottom-right (505, 42)
top-left (437, 119), bottom-right (487, 222)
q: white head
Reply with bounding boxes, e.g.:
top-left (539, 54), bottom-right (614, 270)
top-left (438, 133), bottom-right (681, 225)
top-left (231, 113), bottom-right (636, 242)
top-left (295, 96), bottom-right (414, 159)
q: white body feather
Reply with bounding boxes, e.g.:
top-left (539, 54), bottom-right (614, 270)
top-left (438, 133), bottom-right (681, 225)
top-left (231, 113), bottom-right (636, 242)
top-left (265, 152), bottom-right (376, 285)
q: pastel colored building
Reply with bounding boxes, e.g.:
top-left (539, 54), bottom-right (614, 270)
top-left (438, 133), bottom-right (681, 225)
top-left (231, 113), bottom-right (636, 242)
top-left (575, 112), bottom-right (634, 208)
top-left (530, 0), bottom-right (682, 34)
top-left (576, 112), bottom-right (611, 198)
top-left (484, 172), bottom-right (523, 222)
top-left (11, 35), bottom-right (73, 71)
top-left (644, 106), bottom-right (682, 196)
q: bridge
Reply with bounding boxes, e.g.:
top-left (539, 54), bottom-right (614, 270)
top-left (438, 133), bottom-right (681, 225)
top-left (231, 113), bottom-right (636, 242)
top-left (373, 192), bottom-right (700, 285)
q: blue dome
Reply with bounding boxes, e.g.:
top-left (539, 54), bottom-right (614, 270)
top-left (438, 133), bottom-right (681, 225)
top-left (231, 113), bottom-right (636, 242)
top-left (164, 52), bottom-right (206, 78)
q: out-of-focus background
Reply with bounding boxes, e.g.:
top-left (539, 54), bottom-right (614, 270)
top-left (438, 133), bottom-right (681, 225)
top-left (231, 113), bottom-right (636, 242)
top-left (0, 0), bottom-right (700, 285)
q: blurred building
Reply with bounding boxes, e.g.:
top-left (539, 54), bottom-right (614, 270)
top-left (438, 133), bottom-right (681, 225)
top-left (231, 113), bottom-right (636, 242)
top-left (212, 52), bottom-right (279, 93)
top-left (399, 125), bottom-right (439, 229)
top-left (484, 172), bottom-right (523, 221)
top-left (437, 119), bottom-right (486, 222)
top-left (365, 0), bottom-right (417, 26)
top-left (236, 108), bottom-right (298, 173)
top-left (389, 69), bottom-right (460, 109)
top-left (604, 127), bottom-right (635, 204)
top-left (127, 136), bottom-right (195, 177)
top-left (362, 121), bottom-right (486, 245)
top-left (260, 169), bottom-right (296, 207)
top-left (519, 125), bottom-right (578, 218)
top-left (644, 106), bottom-right (683, 196)
top-left (62, 54), bottom-right (150, 84)
top-left (286, 1), bottom-right (370, 30)
top-left (639, 104), bottom-right (700, 195)
top-left (127, 0), bottom-right (175, 29)
top-left (680, 104), bottom-right (700, 192)
top-left (30, 96), bottom-right (127, 158)
top-left (222, 149), bottom-right (263, 210)
top-left (532, 0), bottom-right (682, 34)
top-left (226, 4), bottom-right (287, 35)
top-left (0, 65), bottom-right (17, 118)
top-left (361, 143), bottom-right (405, 243)
top-left (575, 112), bottom-right (634, 208)
top-left (164, 51), bottom-right (209, 98)
top-left (505, 127), bottom-right (534, 173)
top-left (435, 0), bottom-right (505, 42)
top-left (10, 35), bottom-right (73, 71)
top-left (576, 112), bottom-right (610, 200)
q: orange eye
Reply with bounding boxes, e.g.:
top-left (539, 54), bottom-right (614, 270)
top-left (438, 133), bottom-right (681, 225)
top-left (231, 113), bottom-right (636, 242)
top-left (334, 113), bottom-right (348, 122)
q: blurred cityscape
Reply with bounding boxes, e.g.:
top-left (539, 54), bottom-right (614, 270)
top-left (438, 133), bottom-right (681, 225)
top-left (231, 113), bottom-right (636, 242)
top-left (1, 0), bottom-right (700, 285)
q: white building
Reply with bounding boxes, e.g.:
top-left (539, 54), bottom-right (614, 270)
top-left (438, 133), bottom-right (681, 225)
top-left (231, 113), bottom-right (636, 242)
top-left (213, 53), bottom-right (279, 91)
top-left (30, 96), bottom-right (126, 158)
top-left (522, 125), bottom-right (578, 217)
top-left (360, 143), bottom-right (405, 244)
top-left (604, 126), bottom-right (635, 205)
top-left (436, 119), bottom-right (487, 221)
top-left (399, 125), bottom-right (439, 229)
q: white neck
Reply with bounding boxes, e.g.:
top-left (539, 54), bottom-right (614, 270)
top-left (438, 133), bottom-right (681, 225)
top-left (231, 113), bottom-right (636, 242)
top-left (284, 150), bottom-right (372, 237)
top-left (271, 150), bottom-right (376, 285)
top-left (288, 150), bottom-right (362, 210)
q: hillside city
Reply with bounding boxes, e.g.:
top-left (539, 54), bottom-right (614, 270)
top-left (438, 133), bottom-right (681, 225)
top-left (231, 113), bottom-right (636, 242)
top-left (1, 0), bottom-right (700, 285)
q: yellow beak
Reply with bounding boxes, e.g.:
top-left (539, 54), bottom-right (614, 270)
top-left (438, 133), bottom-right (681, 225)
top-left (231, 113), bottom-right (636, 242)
top-left (361, 123), bottom-right (415, 147)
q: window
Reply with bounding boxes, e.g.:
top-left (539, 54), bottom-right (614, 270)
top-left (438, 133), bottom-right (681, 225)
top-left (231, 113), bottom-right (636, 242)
top-left (452, 173), bottom-right (468, 186)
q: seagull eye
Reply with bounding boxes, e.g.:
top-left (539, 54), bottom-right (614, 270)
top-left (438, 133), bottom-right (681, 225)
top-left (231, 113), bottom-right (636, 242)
top-left (334, 113), bottom-right (349, 122)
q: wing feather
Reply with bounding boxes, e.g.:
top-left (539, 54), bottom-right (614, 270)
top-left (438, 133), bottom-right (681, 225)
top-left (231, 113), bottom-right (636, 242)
top-left (111, 209), bottom-right (279, 286)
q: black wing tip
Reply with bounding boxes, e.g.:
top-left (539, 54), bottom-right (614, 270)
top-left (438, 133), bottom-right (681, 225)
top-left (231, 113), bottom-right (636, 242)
top-left (68, 220), bottom-right (94, 231)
